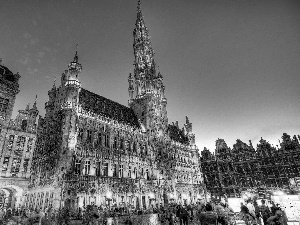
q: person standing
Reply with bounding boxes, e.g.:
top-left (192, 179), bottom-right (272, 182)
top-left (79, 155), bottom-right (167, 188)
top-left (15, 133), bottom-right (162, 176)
top-left (181, 206), bottom-right (189, 225)
top-left (267, 209), bottom-right (286, 225)
top-left (259, 200), bottom-right (271, 225)
top-left (199, 203), bottom-right (218, 225)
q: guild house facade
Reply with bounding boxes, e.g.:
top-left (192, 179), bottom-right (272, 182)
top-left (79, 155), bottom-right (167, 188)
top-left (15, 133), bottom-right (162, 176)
top-left (26, 1), bottom-right (204, 211)
top-left (0, 60), bottom-right (38, 209)
top-left (201, 135), bottom-right (300, 199)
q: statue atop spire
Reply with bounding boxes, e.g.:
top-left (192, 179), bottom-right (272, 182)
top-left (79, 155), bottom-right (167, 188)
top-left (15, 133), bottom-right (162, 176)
top-left (137, 0), bottom-right (141, 12)
top-left (73, 50), bottom-right (78, 63)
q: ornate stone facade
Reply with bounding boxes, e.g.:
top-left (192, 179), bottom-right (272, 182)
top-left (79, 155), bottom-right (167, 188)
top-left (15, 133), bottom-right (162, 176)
top-left (26, 1), bottom-right (204, 211)
top-left (201, 134), bottom-right (300, 199)
top-left (0, 61), bottom-right (38, 209)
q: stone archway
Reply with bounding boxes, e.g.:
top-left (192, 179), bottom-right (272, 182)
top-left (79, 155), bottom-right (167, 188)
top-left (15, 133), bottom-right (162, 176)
top-left (0, 189), bottom-right (10, 208)
top-left (0, 185), bottom-right (24, 209)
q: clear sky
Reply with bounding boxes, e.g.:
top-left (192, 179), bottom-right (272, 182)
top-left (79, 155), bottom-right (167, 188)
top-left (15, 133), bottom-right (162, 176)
top-left (1, 0), bottom-right (300, 152)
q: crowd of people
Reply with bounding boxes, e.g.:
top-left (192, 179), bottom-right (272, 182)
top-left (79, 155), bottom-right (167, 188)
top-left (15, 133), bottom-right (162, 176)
top-left (0, 199), bottom-right (291, 225)
top-left (239, 199), bottom-right (288, 225)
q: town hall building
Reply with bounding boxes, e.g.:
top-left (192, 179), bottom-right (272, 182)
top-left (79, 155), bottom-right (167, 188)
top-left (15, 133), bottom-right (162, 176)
top-left (26, 1), bottom-right (204, 211)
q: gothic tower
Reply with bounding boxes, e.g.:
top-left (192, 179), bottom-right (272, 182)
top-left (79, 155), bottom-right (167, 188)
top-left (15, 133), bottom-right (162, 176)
top-left (31, 52), bottom-right (82, 188)
top-left (57, 51), bottom-right (82, 173)
top-left (129, 0), bottom-right (168, 136)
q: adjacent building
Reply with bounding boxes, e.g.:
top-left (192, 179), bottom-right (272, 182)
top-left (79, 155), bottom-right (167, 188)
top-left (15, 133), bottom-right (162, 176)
top-left (201, 134), bottom-right (300, 199)
top-left (0, 61), bottom-right (38, 209)
top-left (26, 1), bottom-right (204, 211)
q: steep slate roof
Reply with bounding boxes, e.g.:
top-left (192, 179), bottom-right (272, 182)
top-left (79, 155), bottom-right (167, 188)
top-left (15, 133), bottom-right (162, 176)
top-left (79, 88), bottom-right (140, 128)
top-left (167, 124), bottom-right (189, 145)
top-left (0, 65), bottom-right (15, 82)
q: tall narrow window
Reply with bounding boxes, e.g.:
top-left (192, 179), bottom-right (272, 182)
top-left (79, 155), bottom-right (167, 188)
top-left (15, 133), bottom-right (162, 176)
top-left (75, 159), bottom-right (81, 174)
top-left (146, 169), bottom-right (150, 180)
top-left (113, 164), bottom-right (117, 177)
top-left (78, 128), bottom-right (84, 140)
top-left (133, 167), bottom-right (137, 179)
top-left (119, 165), bottom-right (124, 178)
top-left (21, 120), bottom-right (27, 131)
top-left (98, 133), bottom-right (102, 146)
top-left (133, 141), bottom-right (136, 152)
top-left (103, 163), bottom-right (108, 176)
top-left (128, 166), bottom-right (132, 178)
top-left (84, 160), bottom-right (90, 175)
top-left (113, 136), bottom-right (117, 149)
top-left (105, 134), bottom-right (110, 147)
top-left (87, 130), bottom-right (92, 143)
top-left (128, 141), bottom-right (131, 152)
top-left (96, 161), bottom-right (101, 176)
top-left (120, 139), bottom-right (124, 150)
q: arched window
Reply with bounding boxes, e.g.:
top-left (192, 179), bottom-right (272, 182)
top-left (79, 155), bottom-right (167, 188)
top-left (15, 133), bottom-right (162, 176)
top-left (128, 166), bottom-right (132, 178)
top-left (120, 139), bottom-right (124, 150)
top-left (104, 134), bottom-right (110, 147)
top-left (74, 159), bottom-right (81, 174)
top-left (128, 141), bottom-right (131, 151)
top-left (98, 133), bottom-right (102, 146)
top-left (113, 136), bottom-right (117, 149)
top-left (21, 120), bottom-right (27, 131)
top-left (133, 141), bottom-right (137, 152)
top-left (78, 128), bottom-right (84, 140)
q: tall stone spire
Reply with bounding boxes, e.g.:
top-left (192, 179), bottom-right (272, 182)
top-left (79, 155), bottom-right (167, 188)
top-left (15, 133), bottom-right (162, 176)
top-left (132, 0), bottom-right (165, 100)
top-left (129, 1), bottom-right (168, 134)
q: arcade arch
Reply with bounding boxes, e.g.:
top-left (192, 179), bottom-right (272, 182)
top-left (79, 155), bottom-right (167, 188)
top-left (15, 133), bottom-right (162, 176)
top-left (0, 185), bottom-right (24, 209)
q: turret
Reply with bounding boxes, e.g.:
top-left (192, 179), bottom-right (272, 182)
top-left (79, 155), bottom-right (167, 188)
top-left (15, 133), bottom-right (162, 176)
top-left (61, 51), bottom-right (82, 110)
top-left (14, 96), bottom-right (39, 133)
top-left (61, 51), bottom-right (82, 89)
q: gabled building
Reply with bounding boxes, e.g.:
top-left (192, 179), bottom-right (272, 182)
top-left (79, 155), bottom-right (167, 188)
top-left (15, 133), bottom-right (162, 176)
top-left (0, 60), bottom-right (38, 209)
top-left (201, 134), bottom-right (300, 199)
top-left (26, 1), bottom-right (204, 211)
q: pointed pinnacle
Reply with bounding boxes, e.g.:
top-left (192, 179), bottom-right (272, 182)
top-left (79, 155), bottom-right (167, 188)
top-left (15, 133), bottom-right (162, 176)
top-left (137, 0), bottom-right (141, 11)
top-left (74, 50), bottom-right (78, 63)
